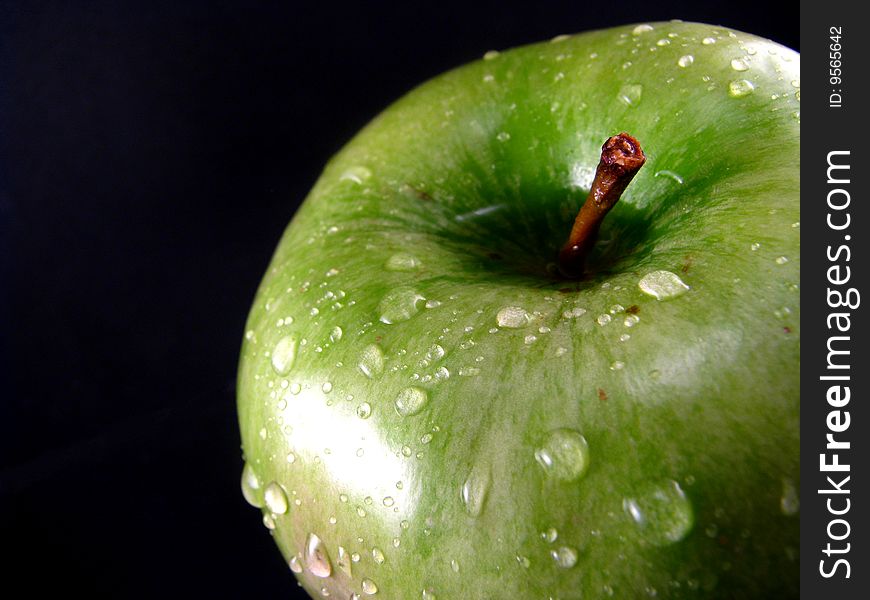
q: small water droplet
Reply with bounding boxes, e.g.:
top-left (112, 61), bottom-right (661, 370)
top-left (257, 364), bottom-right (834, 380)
top-left (358, 344), bottom-right (385, 378)
top-left (597, 314), bottom-right (612, 326)
top-left (632, 24), bottom-right (654, 35)
top-left (728, 79), bottom-right (755, 98)
top-left (656, 38), bottom-right (670, 46)
top-left (372, 547), bottom-right (386, 564)
top-left (483, 49), bottom-right (499, 60)
top-left (289, 554), bottom-right (303, 573)
top-left (551, 546), bottom-right (578, 568)
top-left (610, 360), bottom-right (625, 370)
top-left (458, 366), bottom-right (480, 377)
top-left (541, 527), bottom-right (558, 543)
top-left (624, 314), bottom-right (640, 327)
top-left (361, 578), bottom-right (379, 595)
top-left (654, 170), bottom-right (684, 184)
top-left (780, 478), bottom-right (800, 515)
top-left (329, 326), bottom-right (343, 342)
top-left (262, 513), bottom-right (276, 530)
top-left (357, 402), bottom-right (373, 419)
top-left (730, 58), bottom-right (749, 71)
top-left (336, 545), bottom-right (352, 576)
top-left (305, 533), bottom-right (332, 577)
top-left (264, 481), bottom-right (289, 515)
top-left (618, 83), bottom-right (643, 107)
top-left (461, 467), bottom-right (491, 517)
top-left (385, 253), bottom-right (422, 272)
top-left (340, 165), bottom-right (372, 184)
top-left (379, 288), bottom-right (425, 324)
top-left (322, 381), bottom-right (333, 393)
top-left (623, 480), bottom-right (694, 545)
top-left (395, 387), bottom-right (429, 417)
top-left (562, 306), bottom-right (587, 319)
top-left (422, 589), bottom-right (437, 600)
top-left (775, 256), bottom-right (789, 265)
top-left (677, 55), bottom-right (694, 67)
top-left (534, 429), bottom-right (590, 481)
top-left (496, 131), bottom-right (511, 142)
top-left (241, 463), bottom-right (263, 508)
top-left (383, 496), bottom-right (395, 507)
top-left (638, 271), bottom-right (690, 300)
top-left (271, 335), bottom-right (299, 375)
top-left (516, 555), bottom-right (531, 568)
top-left (286, 451), bottom-right (297, 464)
top-left (496, 306), bottom-right (530, 328)
top-left (524, 334), bottom-right (537, 345)
top-left (702, 36), bottom-right (716, 45)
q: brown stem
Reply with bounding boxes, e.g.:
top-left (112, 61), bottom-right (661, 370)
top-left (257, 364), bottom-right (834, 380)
top-left (558, 133), bottom-right (646, 278)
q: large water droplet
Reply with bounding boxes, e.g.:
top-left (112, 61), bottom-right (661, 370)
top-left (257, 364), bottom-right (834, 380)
top-left (379, 288), bottom-right (425, 324)
top-left (677, 55), bottom-right (694, 68)
top-left (241, 463), bottom-right (263, 508)
top-left (340, 165), bottom-right (372, 184)
top-left (728, 79), bottom-right (755, 98)
top-left (361, 578), bottom-right (379, 595)
top-left (638, 271), bottom-right (690, 300)
top-left (534, 429), bottom-right (590, 481)
top-left (358, 344), bottom-right (385, 378)
top-left (460, 467), bottom-right (491, 517)
top-left (395, 387), bottom-right (429, 417)
top-left (264, 481), bottom-right (289, 515)
top-left (385, 253), bottom-right (422, 272)
top-left (356, 402), bottom-right (372, 419)
top-left (551, 546), bottom-right (578, 568)
top-left (496, 306), bottom-right (530, 328)
top-left (271, 335), bottom-right (299, 375)
top-left (623, 480), bottom-right (694, 545)
top-left (618, 84), bottom-right (643, 107)
top-left (730, 58), bottom-right (749, 71)
top-left (305, 533), bottom-right (333, 578)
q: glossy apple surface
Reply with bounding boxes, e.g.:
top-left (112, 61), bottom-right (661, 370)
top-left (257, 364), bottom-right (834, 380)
top-left (238, 21), bottom-right (800, 599)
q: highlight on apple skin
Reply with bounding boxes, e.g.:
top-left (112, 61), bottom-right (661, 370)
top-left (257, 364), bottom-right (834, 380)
top-left (237, 21), bottom-right (799, 600)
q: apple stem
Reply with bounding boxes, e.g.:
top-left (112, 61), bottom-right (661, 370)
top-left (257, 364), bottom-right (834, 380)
top-left (558, 133), bottom-right (646, 278)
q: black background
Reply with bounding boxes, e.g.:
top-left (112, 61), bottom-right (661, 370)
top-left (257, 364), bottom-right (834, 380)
top-left (1, 1), bottom-right (796, 597)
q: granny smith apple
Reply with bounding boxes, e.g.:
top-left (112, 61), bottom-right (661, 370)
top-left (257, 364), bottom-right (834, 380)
top-left (237, 21), bottom-right (799, 599)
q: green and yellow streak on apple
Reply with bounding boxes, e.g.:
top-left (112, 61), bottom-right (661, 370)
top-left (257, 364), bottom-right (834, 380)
top-left (237, 21), bottom-right (800, 599)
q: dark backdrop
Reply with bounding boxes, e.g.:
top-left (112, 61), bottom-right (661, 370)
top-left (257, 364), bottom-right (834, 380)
top-left (1, 1), bottom-right (796, 597)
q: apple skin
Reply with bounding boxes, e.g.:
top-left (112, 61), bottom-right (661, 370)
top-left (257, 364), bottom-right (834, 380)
top-left (237, 21), bottom-right (799, 600)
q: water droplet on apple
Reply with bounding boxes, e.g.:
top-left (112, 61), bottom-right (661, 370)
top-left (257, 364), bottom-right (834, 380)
top-left (422, 588), bottom-right (437, 600)
top-left (264, 481), bottom-right (289, 515)
top-left (632, 24), bottom-right (654, 35)
top-left (775, 256), bottom-right (789, 265)
top-left (461, 467), bottom-right (490, 517)
top-left (496, 131), bottom-right (511, 142)
top-left (623, 480), bottom-right (694, 545)
top-left (524, 334), bottom-right (537, 345)
top-left (483, 49), bottom-right (500, 60)
top-left (361, 579), bottom-right (379, 595)
top-left (241, 462), bottom-right (264, 507)
top-left (610, 361), bottom-right (625, 370)
top-left (329, 326), bottom-right (343, 342)
top-left (730, 58), bottom-right (749, 71)
top-left (289, 554), bottom-right (303, 573)
top-left (372, 547), bottom-right (386, 564)
top-left (534, 429), bottom-right (590, 481)
top-left (322, 381), bottom-right (333, 393)
top-left (358, 344), bottom-right (385, 378)
top-left (541, 527), bottom-right (558, 543)
top-left (271, 335), bottom-right (299, 375)
top-left (337, 545), bottom-right (352, 576)
top-left (385, 253), bottom-right (422, 272)
top-left (618, 83), bottom-right (643, 107)
top-left (286, 451), bottom-right (297, 464)
top-left (562, 306), bottom-right (587, 319)
top-left (425, 344), bottom-right (445, 361)
top-left (702, 36), bottom-right (716, 45)
top-left (677, 55), bottom-right (694, 67)
top-left (458, 366), bottom-right (480, 377)
top-left (551, 546), bottom-right (578, 568)
top-left (516, 555), bottom-right (531, 568)
top-left (262, 513), bottom-right (276, 530)
top-left (357, 402), bottom-right (373, 419)
top-left (379, 288), bottom-right (425, 324)
top-left (780, 478), bottom-right (800, 515)
top-left (597, 314), bottom-right (612, 326)
top-left (496, 306), bottom-right (530, 328)
top-left (383, 496), bottom-right (395, 507)
top-left (656, 38), bottom-right (670, 46)
top-left (638, 271), bottom-right (690, 300)
top-left (339, 165), bottom-right (372, 184)
top-left (728, 79), bottom-right (755, 98)
top-left (304, 533), bottom-right (332, 577)
top-left (654, 170), bottom-right (684, 184)
top-left (395, 387), bottom-right (429, 417)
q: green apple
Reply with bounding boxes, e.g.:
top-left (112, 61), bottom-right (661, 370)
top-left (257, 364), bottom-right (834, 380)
top-left (237, 21), bottom-right (800, 599)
